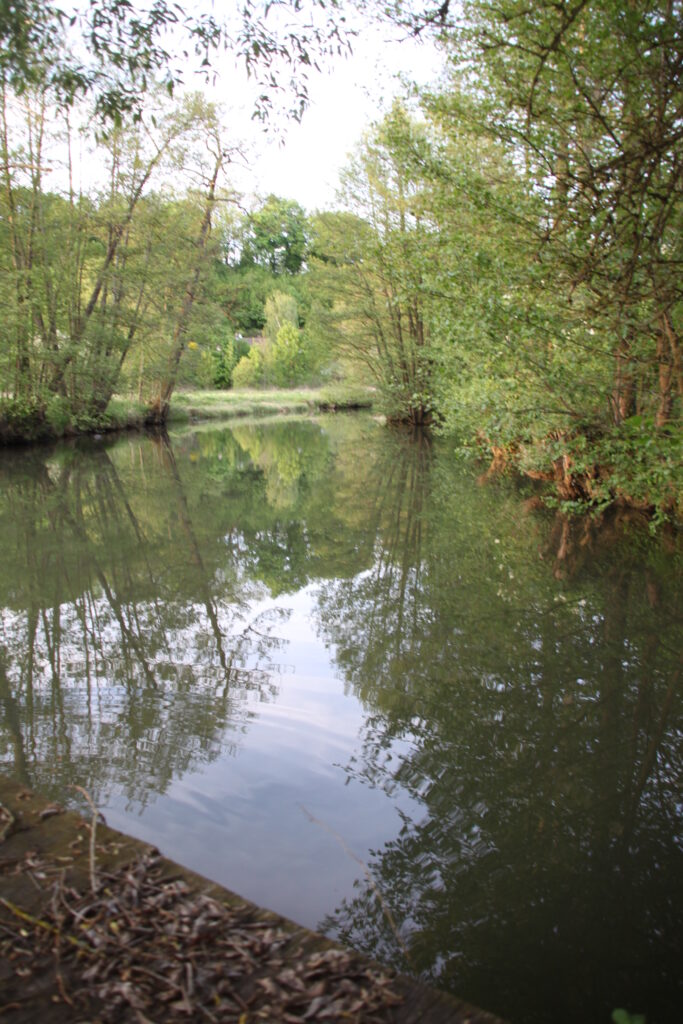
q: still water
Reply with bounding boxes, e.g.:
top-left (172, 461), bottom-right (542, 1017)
top-left (0, 415), bottom-right (681, 1023)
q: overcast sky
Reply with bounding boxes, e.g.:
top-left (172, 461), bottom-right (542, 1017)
top-left (196, 18), bottom-right (444, 212)
top-left (34, 6), bottom-right (444, 211)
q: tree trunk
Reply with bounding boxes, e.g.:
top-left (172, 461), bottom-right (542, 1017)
top-left (654, 324), bottom-right (674, 428)
top-left (612, 334), bottom-right (636, 424)
top-left (146, 153), bottom-right (223, 424)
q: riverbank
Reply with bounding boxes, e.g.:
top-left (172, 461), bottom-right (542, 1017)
top-left (2, 388), bottom-right (678, 526)
top-left (0, 777), bottom-right (503, 1024)
top-left (168, 385), bottom-right (375, 424)
top-left (0, 386), bottom-right (375, 445)
top-left (475, 425), bottom-right (682, 527)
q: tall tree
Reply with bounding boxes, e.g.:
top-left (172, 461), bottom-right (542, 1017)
top-left (310, 104), bottom-right (436, 425)
top-left (375, 0), bottom-right (682, 511)
top-left (145, 97), bottom-right (236, 423)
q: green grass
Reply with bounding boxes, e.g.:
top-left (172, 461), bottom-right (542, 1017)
top-left (0, 386), bottom-right (375, 445)
top-left (166, 384), bottom-right (375, 424)
top-left (102, 397), bottom-right (149, 429)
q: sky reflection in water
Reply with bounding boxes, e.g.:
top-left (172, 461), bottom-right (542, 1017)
top-left (0, 416), bottom-right (681, 1024)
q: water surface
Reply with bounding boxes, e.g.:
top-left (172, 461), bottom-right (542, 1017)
top-left (0, 416), bottom-right (681, 1023)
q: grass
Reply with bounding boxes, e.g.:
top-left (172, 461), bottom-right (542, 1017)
top-left (165, 384), bottom-right (375, 424)
top-left (0, 386), bottom-right (375, 445)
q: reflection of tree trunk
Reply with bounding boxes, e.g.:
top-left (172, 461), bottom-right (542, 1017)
top-left (367, 431), bottom-right (430, 661)
top-left (629, 661), bottom-right (680, 818)
top-left (60, 462), bottom-right (159, 690)
top-left (597, 569), bottom-right (630, 851)
top-left (19, 462), bottom-right (58, 745)
top-left (155, 434), bottom-right (232, 676)
top-left (0, 658), bottom-right (30, 785)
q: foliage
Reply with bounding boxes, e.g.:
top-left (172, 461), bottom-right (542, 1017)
top-left (210, 334), bottom-right (236, 389)
top-left (0, 1), bottom-right (355, 123)
top-left (1, 0), bottom-right (680, 518)
top-left (232, 346), bottom-right (265, 389)
top-left (304, 1), bottom-right (681, 515)
top-left (612, 1011), bottom-right (646, 1024)
top-left (240, 195), bottom-right (309, 275)
top-left (267, 322), bottom-right (310, 387)
top-left (264, 291), bottom-right (300, 344)
top-left (0, 84), bottom-right (233, 430)
top-left (309, 104), bottom-right (437, 425)
top-left (417, 0), bottom-right (681, 515)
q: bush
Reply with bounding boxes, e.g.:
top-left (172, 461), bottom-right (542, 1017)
top-left (266, 322), bottom-right (309, 387)
top-left (45, 395), bottom-right (72, 434)
top-left (211, 335), bottom-right (236, 389)
top-left (232, 346), bottom-right (264, 388)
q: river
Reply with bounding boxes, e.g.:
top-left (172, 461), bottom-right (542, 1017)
top-left (0, 414), bottom-right (680, 1023)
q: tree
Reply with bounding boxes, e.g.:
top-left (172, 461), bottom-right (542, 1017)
top-left (264, 290), bottom-right (299, 343)
top-left (0, 83), bottom-right (239, 433)
top-left (240, 195), bottom-right (309, 275)
top-left (267, 321), bottom-right (310, 386)
top-left (367, 0), bottom-right (682, 512)
top-left (233, 345), bottom-right (265, 389)
top-left (309, 104), bottom-right (437, 424)
top-left (461, 0), bottom-right (682, 430)
top-left (0, 81), bottom-right (187, 425)
top-left (0, 1), bottom-right (354, 123)
top-left (145, 96), bottom-right (235, 423)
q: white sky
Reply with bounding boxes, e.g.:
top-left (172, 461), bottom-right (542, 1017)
top-left (192, 19), bottom-right (444, 212)
top-left (11, 6), bottom-right (444, 213)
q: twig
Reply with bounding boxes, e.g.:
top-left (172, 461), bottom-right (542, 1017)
top-left (55, 966), bottom-right (74, 1007)
top-left (0, 802), bottom-right (15, 844)
top-left (0, 898), bottom-right (93, 953)
top-left (299, 804), bottom-right (413, 966)
top-left (70, 785), bottom-right (101, 895)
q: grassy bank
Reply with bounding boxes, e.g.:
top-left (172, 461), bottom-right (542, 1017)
top-left (0, 396), bottom-right (149, 444)
top-left (166, 385), bottom-right (375, 424)
top-left (0, 386), bottom-right (375, 444)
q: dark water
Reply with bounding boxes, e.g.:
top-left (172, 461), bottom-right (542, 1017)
top-left (0, 415), bottom-right (681, 1023)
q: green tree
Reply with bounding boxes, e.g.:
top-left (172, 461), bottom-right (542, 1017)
top-left (392, 0), bottom-right (682, 512)
top-left (264, 290), bottom-right (300, 343)
top-left (0, 83), bottom-right (239, 433)
top-left (145, 95), bottom-right (234, 423)
top-left (210, 332), bottom-right (236, 389)
top-left (0, 1), bottom-right (354, 123)
top-left (266, 321), bottom-right (309, 386)
top-left (240, 194), bottom-right (309, 275)
top-left (0, 83), bottom-right (193, 426)
top-left (233, 345), bottom-right (265, 388)
top-left (309, 104), bottom-right (437, 424)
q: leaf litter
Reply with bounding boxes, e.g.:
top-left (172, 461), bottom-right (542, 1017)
top-left (0, 846), bottom-right (404, 1022)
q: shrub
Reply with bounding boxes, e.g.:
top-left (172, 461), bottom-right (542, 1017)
top-left (232, 346), bottom-right (264, 388)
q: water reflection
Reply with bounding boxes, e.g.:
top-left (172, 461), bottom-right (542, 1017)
top-left (0, 434), bottom-right (285, 807)
top-left (0, 417), bottom-right (680, 1024)
top-left (315, 456), bottom-right (682, 1024)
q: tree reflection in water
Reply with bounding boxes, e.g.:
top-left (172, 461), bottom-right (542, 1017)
top-left (0, 434), bottom-right (286, 808)
top-left (314, 435), bottom-right (682, 1024)
top-left (0, 417), bottom-right (680, 1024)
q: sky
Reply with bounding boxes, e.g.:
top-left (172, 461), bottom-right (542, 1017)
top-left (9, 5), bottom-right (444, 213)
top-left (193, 17), bottom-right (444, 212)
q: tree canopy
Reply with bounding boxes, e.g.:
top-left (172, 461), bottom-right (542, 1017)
top-left (0, 0), bottom-right (354, 121)
top-left (0, 0), bottom-right (680, 518)
top-left (240, 195), bottom-right (309, 275)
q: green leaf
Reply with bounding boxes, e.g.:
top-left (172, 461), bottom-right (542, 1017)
top-left (612, 1010), bottom-right (646, 1024)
